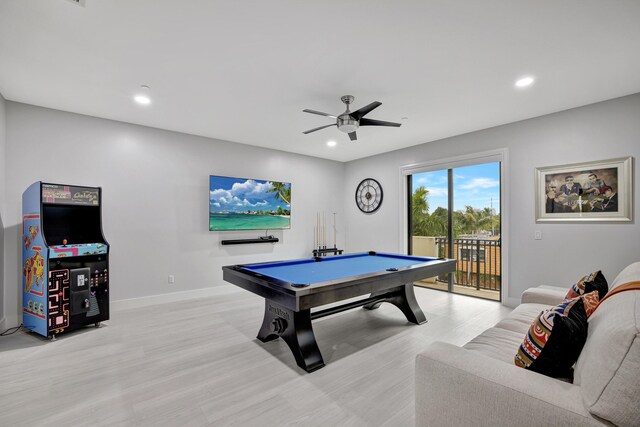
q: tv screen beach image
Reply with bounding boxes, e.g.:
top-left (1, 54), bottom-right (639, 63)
top-left (209, 176), bottom-right (291, 231)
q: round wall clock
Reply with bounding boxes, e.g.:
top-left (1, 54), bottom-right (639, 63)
top-left (355, 178), bottom-right (383, 213)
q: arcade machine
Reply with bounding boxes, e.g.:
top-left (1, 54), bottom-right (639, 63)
top-left (22, 182), bottom-right (110, 339)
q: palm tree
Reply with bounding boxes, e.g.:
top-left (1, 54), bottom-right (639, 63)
top-left (461, 205), bottom-right (480, 234)
top-left (478, 207), bottom-right (500, 236)
top-left (412, 187), bottom-right (448, 237)
top-left (452, 210), bottom-right (466, 237)
top-left (411, 187), bottom-right (430, 236)
top-left (452, 206), bottom-right (501, 237)
top-left (412, 187), bottom-right (429, 215)
top-left (267, 181), bottom-right (290, 205)
top-left (428, 207), bottom-right (448, 236)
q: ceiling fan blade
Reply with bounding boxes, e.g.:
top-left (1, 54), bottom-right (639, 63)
top-left (302, 123), bottom-right (336, 134)
top-left (303, 109), bottom-right (337, 119)
top-left (359, 118), bottom-right (402, 127)
top-left (350, 101), bottom-right (381, 120)
top-left (348, 131), bottom-right (357, 141)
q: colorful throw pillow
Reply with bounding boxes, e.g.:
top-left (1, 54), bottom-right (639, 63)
top-left (580, 291), bottom-right (600, 318)
top-left (515, 293), bottom-right (594, 378)
top-left (565, 270), bottom-right (608, 300)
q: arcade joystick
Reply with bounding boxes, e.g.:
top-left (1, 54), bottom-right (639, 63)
top-left (62, 239), bottom-right (68, 246)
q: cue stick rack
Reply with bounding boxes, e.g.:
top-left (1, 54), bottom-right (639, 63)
top-left (313, 212), bottom-right (343, 257)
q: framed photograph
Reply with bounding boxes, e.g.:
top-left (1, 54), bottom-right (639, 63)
top-left (535, 156), bottom-right (633, 222)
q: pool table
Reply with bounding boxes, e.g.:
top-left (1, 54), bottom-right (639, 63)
top-left (222, 251), bottom-right (456, 372)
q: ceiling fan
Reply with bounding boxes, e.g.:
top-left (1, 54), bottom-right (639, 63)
top-left (302, 95), bottom-right (401, 141)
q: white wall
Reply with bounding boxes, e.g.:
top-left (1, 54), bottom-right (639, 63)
top-left (4, 94), bottom-right (639, 326)
top-left (3, 102), bottom-right (345, 326)
top-left (0, 92), bottom-right (6, 329)
top-left (344, 93), bottom-right (640, 304)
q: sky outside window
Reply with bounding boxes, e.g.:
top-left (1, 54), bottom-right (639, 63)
top-left (412, 163), bottom-right (500, 213)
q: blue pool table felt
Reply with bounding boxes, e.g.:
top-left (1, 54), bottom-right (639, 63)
top-left (242, 253), bottom-right (438, 285)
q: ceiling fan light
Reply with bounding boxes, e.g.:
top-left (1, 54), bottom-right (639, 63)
top-left (338, 123), bottom-right (358, 133)
top-left (337, 116), bottom-right (358, 133)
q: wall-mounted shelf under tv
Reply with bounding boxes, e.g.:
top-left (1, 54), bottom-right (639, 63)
top-left (221, 236), bottom-right (279, 245)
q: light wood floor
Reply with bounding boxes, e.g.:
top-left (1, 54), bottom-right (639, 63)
top-left (0, 286), bottom-right (512, 427)
top-left (416, 280), bottom-right (501, 301)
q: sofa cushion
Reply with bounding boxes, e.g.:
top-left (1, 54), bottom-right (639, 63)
top-left (415, 342), bottom-right (604, 427)
top-left (514, 296), bottom-right (589, 378)
top-left (566, 270), bottom-right (608, 300)
top-left (574, 282), bottom-right (640, 427)
top-left (521, 286), bottom-right (568, 306)
top-left (463, 327), bottom-right (524, 365)
top-left (494, 303), bottom-right (550, 334)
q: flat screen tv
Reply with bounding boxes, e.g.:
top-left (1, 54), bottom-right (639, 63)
top-left (209, 175), bottom-right (291, 231)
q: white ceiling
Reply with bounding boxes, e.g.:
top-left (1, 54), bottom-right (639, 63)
top-left (1, 1), bottom-right (640, 162)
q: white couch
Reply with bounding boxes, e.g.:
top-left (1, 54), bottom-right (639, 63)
top-left (415, 262), bottom-right (640, 427)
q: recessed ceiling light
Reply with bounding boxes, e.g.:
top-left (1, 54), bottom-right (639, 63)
top-left (134, 95), bottom-right (151, 105)
top-left (327, 140), bottom-right (337, 147)
top-left (134, 85), bottom-right (151, 105)
top-left (515, 76), bottom-right (535, 88)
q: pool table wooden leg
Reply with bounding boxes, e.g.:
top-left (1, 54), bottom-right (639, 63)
top-left (256, 300), bottom-right (325, 373)
top-left (364, 283), bottom-right (427, 325)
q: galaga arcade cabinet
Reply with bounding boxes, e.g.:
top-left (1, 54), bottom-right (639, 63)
top-left (22, 182), bottom-right (110, 339)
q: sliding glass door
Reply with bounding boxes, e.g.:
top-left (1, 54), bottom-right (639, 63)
top-left (408, 161), bottom-right (501, 301)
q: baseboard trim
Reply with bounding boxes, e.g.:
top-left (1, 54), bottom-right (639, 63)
top-left (111, 285), bottom-right (238, 311)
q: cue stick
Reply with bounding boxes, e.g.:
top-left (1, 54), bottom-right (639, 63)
top-left (324, 211), bottom-right (326, 247)
top-left (333, 212), bottom-right (336, 248)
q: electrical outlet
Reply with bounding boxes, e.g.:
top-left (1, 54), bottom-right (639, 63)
top-left (168, 274), bottom-right (175, 285)
top-left (534, 230), bottom-right (542, 240)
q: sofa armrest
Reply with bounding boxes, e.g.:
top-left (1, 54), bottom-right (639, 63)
top-left (415, 342), bottom-right (601, 427)
top-left (520, 286), bottom-right (567, 305)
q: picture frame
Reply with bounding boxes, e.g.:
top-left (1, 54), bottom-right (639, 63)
top-left (535, 156), bottom-right (633, 222)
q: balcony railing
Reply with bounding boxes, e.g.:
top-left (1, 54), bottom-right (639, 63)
top-left (431, 237), bottom-right (501, 292)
